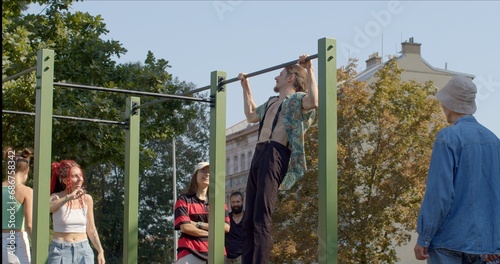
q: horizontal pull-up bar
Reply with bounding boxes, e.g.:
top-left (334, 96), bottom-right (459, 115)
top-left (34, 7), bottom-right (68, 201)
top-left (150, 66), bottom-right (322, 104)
top-left (133, 54), bottom-right (318, 111)
top-left (184, 54), bottom-right (319, 94)
top-left (219, 53), bottom-right (318, 86)
top-left (2, 66), bottom-right (37, 83)
top-left (2, 110), bottom-right (127, 126)
top-left (135, 88), bottom-right (208, 111)
top-left (53, 82), bottom-right (212, 103)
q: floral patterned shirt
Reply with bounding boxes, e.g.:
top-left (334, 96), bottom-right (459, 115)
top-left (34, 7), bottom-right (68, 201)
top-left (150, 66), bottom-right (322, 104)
top-left (256, 92), bottom-right (316, 190)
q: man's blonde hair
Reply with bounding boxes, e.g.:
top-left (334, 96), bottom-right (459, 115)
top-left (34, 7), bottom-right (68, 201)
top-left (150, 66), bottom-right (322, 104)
top-left (285, 65), bottom-right (307, 93)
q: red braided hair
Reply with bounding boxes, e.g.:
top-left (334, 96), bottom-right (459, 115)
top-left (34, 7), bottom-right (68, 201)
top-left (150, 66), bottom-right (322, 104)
top-left (50, 160), bottom-right (86, 209)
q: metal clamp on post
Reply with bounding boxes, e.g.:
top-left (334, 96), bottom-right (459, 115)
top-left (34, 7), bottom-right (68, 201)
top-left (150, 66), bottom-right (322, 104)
top-left (217, 76), bottom-right (225, 92)
top-left (124, 118), bottom-right (130, 130)
top-left (209, 95), bottom-right (215, 108)
top-left (131, 102), bottom-right (139, 116)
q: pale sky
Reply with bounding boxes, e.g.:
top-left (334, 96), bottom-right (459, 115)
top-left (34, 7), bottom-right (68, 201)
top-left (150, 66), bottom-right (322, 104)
top-left (27, 1), bottom-right (500, 137)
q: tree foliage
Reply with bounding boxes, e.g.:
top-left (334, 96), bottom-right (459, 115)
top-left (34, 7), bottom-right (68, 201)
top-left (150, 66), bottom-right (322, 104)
top-left (271, 59), bottom-right (447, 263)
top-left (2, 1), bottom-right (209, 263)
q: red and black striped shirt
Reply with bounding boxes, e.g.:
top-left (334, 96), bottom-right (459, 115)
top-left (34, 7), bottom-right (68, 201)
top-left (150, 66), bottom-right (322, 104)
top-left (174, 193), bottom-right (230, 261)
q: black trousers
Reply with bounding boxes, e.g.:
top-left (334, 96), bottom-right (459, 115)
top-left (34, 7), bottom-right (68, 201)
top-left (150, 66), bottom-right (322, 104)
top-left (242, 141), bottom-right (291, 264)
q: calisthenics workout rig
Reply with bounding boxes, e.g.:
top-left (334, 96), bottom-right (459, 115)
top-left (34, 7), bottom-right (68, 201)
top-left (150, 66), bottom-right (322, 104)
top-left (2, 37), bottom-right (338, 264)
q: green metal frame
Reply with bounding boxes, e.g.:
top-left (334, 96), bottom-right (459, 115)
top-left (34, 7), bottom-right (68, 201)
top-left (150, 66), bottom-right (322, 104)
top-left (31, 36), bottom-right (338, 263)
top-left (208, 71), bottom-right (227, 264)
top-left (318, 38), bottom-right (338, 263)
top-left (205, 37), bottom-right (338, 263)
top-left (32, 49), bottom-right (54, 264)
top-left (124, 97), bottom-right (140, 263)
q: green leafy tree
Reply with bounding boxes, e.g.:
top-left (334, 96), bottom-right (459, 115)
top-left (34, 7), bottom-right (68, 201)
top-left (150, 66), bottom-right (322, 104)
top-left (271, 59), bottom-right (447, 263)
top-left (135, 87), bottom-right (210, 263)
top-left (3, 1), bottom-right (211, 262)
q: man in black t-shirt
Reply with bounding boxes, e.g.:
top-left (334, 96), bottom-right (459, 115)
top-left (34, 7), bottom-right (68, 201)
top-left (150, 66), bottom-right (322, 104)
top-left (225, 191), bottom-right (245, 264)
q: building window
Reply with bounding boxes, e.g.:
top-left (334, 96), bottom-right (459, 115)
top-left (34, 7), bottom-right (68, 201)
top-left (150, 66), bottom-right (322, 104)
top-left (248, 151), bottom-right (253, 169)
top-left (226, 158), bottom-right (229, 175)
top-left (234, 156), bottom-right (238, 173)
top-left (240, 153), bottom-right (245, 171)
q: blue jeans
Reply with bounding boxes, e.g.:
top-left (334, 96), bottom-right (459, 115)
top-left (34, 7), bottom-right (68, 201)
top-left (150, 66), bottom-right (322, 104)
top-left (48, 239), bottom-right (94, 264)
top-left (225, 255), bottom-right (242, 264)
top-left (2, 232), bottom-right (31, 264)
top-left (428, 248), bottom-right (482, 264)
top-left (176, 253), bottom-right (207, 264)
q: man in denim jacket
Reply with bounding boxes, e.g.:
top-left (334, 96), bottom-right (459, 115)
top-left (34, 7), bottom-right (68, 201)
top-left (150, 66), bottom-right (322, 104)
top-left (414, 76), bottom-right (500, 263)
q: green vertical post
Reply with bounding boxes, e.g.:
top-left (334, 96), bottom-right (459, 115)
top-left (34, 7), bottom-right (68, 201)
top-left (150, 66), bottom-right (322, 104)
top-left (123, 97), bottom-right (140, 264)
top-left (208, 70), bottom-right (227, 264)
top-left (318, 38), bottom-right (338, 263)
top-left (32, 49), bottom-right (54, 264)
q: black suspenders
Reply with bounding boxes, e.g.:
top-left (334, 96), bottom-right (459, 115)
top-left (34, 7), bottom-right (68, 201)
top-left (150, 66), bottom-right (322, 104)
top-left (257, 97), bottom-right (284, 142)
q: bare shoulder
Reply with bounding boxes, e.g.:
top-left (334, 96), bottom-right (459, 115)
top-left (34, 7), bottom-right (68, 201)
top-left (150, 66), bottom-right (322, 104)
top-left (85, 193), bottom-right (94, 203)
top-left (14, 185), bottom-right (33, 203)
top-left (50, 192), bottom-right (62, 201)
top-left (17, 184), bottom-right (33, 192)
top-left (23, 185), bottom-right (33, 196)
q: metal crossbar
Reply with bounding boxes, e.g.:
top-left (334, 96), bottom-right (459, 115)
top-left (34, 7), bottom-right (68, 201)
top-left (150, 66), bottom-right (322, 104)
top-left (53, 82), bottom-right (211, 103)
top-left (2, 110), bottom-right (127, 126)
top-left (132, 54), bottom-right (318, 111)
top-left (2, 66), bottom-right (37, 83)
top-left (219, 54), bottom-right (318, 86)
top-left (134, 89), bottom-right (207, 111)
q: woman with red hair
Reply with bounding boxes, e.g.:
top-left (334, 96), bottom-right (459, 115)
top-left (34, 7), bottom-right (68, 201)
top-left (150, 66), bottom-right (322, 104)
top-left (49, 160), bottom-right (105, 264)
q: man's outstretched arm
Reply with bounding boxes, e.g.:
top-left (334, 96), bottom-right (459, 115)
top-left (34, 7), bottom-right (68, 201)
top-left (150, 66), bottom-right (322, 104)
top-left (239, 73), bottom-right (259, 123)
top-left (299, 54), bottom-right (318, 111)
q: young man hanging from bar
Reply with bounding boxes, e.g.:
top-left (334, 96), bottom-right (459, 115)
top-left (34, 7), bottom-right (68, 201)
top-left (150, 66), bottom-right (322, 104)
top-left (237, 54), bottom-right (318, 264)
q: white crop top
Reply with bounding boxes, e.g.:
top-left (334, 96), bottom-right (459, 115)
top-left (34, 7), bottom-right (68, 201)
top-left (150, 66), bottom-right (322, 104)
top-left (52, 204), bottom-right (87, 233)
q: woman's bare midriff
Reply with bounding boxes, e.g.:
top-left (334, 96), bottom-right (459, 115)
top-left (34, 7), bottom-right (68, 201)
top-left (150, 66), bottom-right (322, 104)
top-left (52, 232), bottom-right (87, 242)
